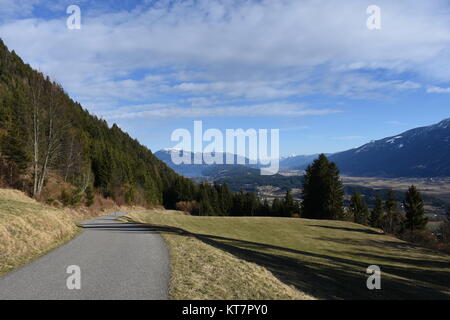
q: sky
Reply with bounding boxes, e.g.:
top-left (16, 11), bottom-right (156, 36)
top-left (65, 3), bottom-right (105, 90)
top-left (0, 0), bottom-right (450, 156)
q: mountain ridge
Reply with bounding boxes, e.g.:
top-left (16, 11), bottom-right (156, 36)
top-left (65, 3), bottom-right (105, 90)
top-left (328, 118), bottom-right (450, 177)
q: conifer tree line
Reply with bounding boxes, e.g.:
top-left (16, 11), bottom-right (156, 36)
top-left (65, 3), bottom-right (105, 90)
top-left (300, 153), bottom-right (429, 234)
top-left (168, 181), bottom-right (301, 217)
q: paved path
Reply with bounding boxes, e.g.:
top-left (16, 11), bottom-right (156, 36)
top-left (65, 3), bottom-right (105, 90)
top-left (0, 212), bottom-right (169, 300)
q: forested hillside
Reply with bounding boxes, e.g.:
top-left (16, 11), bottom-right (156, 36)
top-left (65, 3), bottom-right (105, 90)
top-left (0, 38), bottom-right (191, 207)
top-left (0, 39), bottom-right (298, 217)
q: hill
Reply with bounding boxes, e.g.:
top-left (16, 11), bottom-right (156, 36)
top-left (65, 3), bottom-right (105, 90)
top-left (329, 119), bottom-right (450, 177)
top-left (124, 209), bottom-right (450, 299)
top-left (199, 165), bottom-right (303, 193)
top-left (0, 188), bottom-right (103, 275)
top-left (279, 153), bottom-right (330, 170)
top-left (0, 38), bottom-right (198, 207)
top-left (156, 149), bottom-right (303, 192)
top-left (154, 149), bottom-right (255, 177)
top-left (0, 39), bottom-right (290, 218)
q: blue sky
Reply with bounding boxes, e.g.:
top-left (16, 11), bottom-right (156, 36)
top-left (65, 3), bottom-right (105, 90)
top-left (1, 0), bottom-right (450, 156)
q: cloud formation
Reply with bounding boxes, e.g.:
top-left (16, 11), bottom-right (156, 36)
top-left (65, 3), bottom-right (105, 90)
top-left (0, 0), bottom-right (449, 119)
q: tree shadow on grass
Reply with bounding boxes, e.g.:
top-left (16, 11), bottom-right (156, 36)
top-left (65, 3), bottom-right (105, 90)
top-left (305, 224), bottom-right (381, 235)
top-left (84, 220), bottom-right (450, 300)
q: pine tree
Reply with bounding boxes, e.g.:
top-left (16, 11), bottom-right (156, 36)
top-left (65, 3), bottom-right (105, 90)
top-left (283, 190), bottom-right (296, 217)
top-left (369, 195), bottom-right (383, 228)
top-left (1, 131), bottom-right (29, 172)
top-left (382, 190), bottom-right (404, 234)
top-left (403, 185), bottom-right (427, 232)
top-left (301, 154), bottom-right (344, 220)
top-left (349, 191), bottom-right (369, 225)
top-left (271, 198), bottom-right (282, 216)
top-left (259, 199), bottom-right (271, 217)
top-left (230, 190), bottom-right (245, 216)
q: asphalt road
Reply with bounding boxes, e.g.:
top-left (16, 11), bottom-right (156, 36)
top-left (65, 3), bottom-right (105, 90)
top-left (0, 212), bottom-right (169, 300)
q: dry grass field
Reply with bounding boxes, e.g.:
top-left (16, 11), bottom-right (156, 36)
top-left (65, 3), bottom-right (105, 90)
top-left (0, 189), bottom-right (79, 275)
top-left (125, 209), bottom-right (450, 300)
top-left (0, 188), bottom-right (123, 276)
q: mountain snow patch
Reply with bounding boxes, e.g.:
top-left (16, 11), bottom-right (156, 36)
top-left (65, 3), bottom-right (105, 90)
top-left (386, 136), bottom-right (402, 144)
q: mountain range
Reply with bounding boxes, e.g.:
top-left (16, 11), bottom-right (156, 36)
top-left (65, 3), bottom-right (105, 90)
top-left (157, 118), bottom-right (450, 178)
top-left (329, 118), bottom-right (450, 177)
top-left (154, 149), bottom-right (254, 177)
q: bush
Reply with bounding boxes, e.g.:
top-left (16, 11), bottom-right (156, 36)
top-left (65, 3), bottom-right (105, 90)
top-left (45, 198), bottom-right (56, 206)
top-left (336, 208), bottom-right (354, 222)
top-left (70, 188), bottom-right (83, 206)
top-left (400, 230), bottom-right (439, 248)
top-left (439, 219), bottom-right (450, 243)
top-left (60, 189), bottom-right (71, 206)
top-left (85, 186), bottom-right (94, 207)
top-left (175, 201), bottom-right (199, 215)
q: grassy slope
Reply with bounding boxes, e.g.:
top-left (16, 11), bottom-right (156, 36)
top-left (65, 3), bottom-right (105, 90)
top-left (0, 189), bottom-right (79, 275)
top-left (0, 189), bottom-right (117, 276)
top-left (125, 210), bottom-right (450, 300)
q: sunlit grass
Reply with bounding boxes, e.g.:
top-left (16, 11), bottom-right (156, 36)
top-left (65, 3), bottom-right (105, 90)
top-left (126, 209), bottom-right (450, 300)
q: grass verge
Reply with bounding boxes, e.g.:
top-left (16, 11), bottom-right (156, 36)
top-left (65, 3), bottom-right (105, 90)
top-left (124, 209), bottom-right (450, 300)
top-left (0, 188), bottom-right (122, 276)
top-left (122, 209), bottom-right (312, 299)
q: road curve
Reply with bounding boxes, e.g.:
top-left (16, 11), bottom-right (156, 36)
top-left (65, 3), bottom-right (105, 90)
top-left (0, 212), bottom-right (169, 300)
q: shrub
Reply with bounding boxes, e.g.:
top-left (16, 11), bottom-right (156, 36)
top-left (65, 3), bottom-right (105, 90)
top-left (175, 201), bottom-right (199, 215)
top-left (60, 189), bottom-right (71, 206)
top-left (400, 230), bottom-right (439, 248)
top-left (85, 186), bottom-right (94, 207)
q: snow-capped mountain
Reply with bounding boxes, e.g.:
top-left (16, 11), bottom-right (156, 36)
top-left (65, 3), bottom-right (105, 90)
top-left (154, 149), bottom-right (253, 177)
top-left (279, 153), bottom-right (332, 170)
top-left (329, 118), bottom-right (450, 177)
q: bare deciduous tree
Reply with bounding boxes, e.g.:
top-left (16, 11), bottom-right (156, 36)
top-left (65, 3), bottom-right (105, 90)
top-left (29, 72), bottom-right (43, 198)
top-left (29, 75), bottom-right (69, 198)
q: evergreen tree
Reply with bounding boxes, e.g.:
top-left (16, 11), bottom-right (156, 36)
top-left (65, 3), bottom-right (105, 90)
top-left (1, 131), bottom-right (29, 173)
top-left (85, 186), bottom-right (94, 207)
top-left (301, 154), bottom-right (344, 220)
top-left (230, 190), bottom-right (245, 216)
top-left (282, 190), bottom-right (296, 217)
top-left (259, 199), bottom-right (271, 217)
top-left (369, 195), bottom-right (383, 228)
top-left (271, 198), bottom-right (283, 216)
top-left (403, 185), bottom-right (427, 232)
top-left (243, 192), bottom-right (258, 216)
top-left (382, 190), bottom-right (404, 234)
top-left (349, 191), bottom-right (369, 225)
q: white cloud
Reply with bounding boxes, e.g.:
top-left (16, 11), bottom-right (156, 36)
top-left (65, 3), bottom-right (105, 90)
top-left (427, 86), bottom-right (450, 94)
top-left (102, 102), bottom-right (341, 120)
top-left (0, 0), bottom-right (449, 114)
top-left (0, 0), bottom-right (41, 20)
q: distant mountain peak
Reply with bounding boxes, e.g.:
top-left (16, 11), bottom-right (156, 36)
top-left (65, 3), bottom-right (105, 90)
top-left (436, 118), bottom-right (450, 129)
top-left (330, 118), bottom-right (450, 177)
